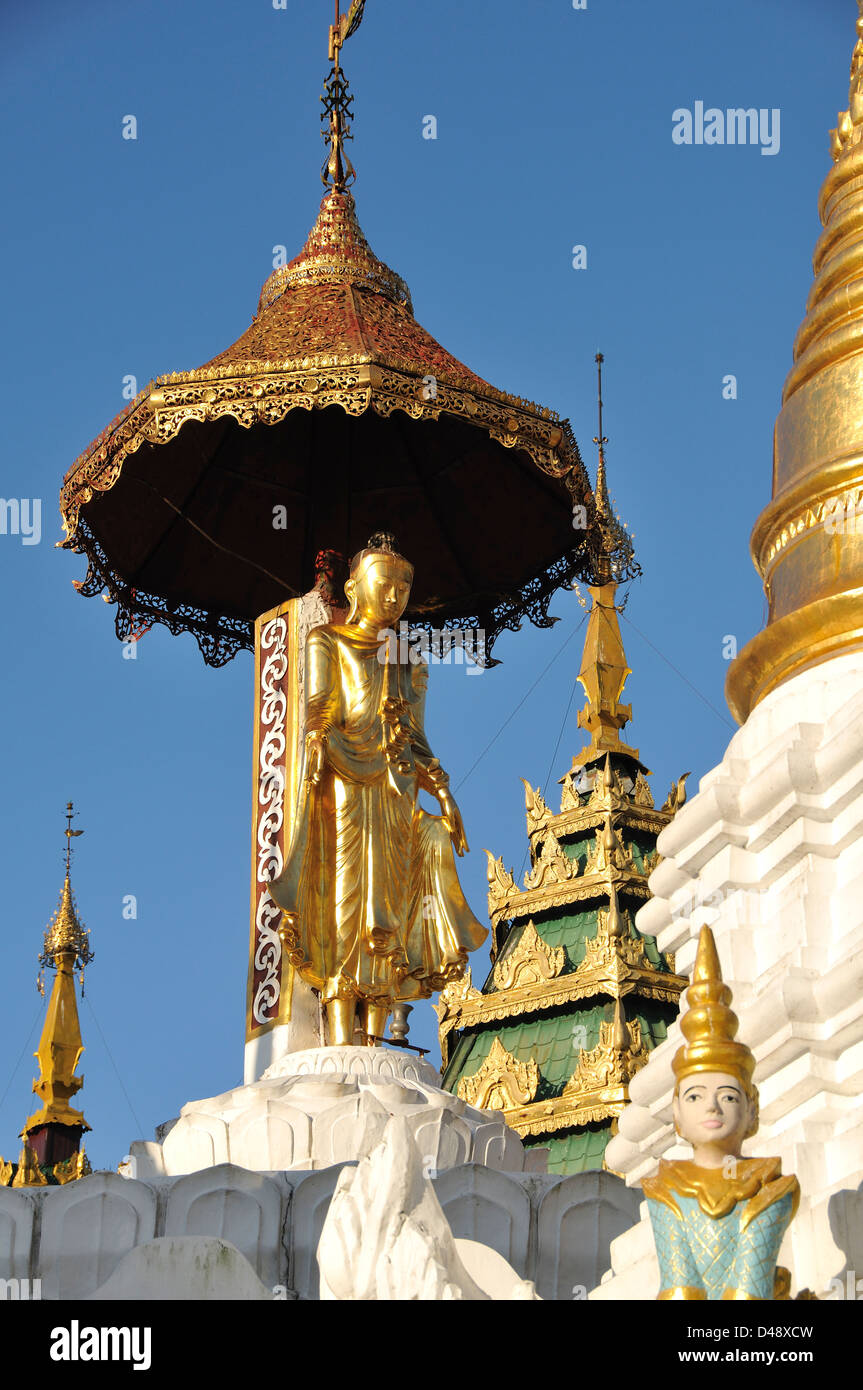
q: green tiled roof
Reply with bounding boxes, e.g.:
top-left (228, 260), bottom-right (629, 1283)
top-left (443, 765), bottom-right (682, 1175)
top-left (443, 1000), bottom-right (671, 1096)
top-left (486, 901), bottom-right (668, 986)
top-left (525, 1125), bottom-right (611, 1175)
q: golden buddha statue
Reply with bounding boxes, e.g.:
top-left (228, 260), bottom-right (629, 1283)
top-left (270, 533), bottom-right (487, 1046)
top-left (643, 926), bottom-right (800, 1300)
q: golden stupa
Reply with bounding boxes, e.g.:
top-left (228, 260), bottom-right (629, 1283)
top-left (727, 1), bottom-right (863, 720)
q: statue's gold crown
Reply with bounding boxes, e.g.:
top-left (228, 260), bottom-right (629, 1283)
top-left (672, 926), bottom-right (756, 1091)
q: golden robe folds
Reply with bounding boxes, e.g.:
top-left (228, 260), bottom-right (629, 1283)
top-left (272, 621), bottom-right (486, 1007)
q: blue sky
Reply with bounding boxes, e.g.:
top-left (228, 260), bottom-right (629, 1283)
top-left (0, 0), bottom-right (853, 1169)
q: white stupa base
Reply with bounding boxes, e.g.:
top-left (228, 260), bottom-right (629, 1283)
top-left (0, 1035), bottom-right (641, 1298)
top-left (132, 1044), bottom-right (528, 1179)
top-left (592, 651), bottom-right (863, 1300)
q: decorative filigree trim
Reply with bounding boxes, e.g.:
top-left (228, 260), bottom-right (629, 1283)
top-left (487, 865), bottom-right (652, 927)
top-left (661, 772), bottom-right (690, 816)
top-left (523, 827), bottom-right (577, 890)
top-left (457, 1037), bottom-right (540, 1111)
top-left (565, 898), bottom-right (687, 1002)
top-left (588, 759), bottom-right (627, 812)
top-left (504, 1095), bottom-right (629, 1138)
top-left (70, 518), bottom-right (254, 668)
top-left (549, 803), bottom-right (671, 841)
top-left (492, 920), bottom-right (566, 992)
top-left (486, 851), bottom-right (517, 910)
top-left (584, 815), bottom-right (634, 876)
top-left (252, 614), bottom-right (288, 1027)
top-left (440, 966), bottom-right (685, 1038)
top-left (434, 965), bottom-right (484, 1068)
top-left (562, 1014), bottom-right (647, 1100)
top-left (53, 1149), bottom-right (92, 1185)
top-left (559, 772), bottom-right (581, 812)
top-left (522, 778), bottom-right (552, 836)
top-left (632, 770), bottom-right (655, 808)
top-left (61, 364), bottom-right (580, 545)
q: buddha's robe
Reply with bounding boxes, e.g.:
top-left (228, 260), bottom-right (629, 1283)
top-left (270, 622), bottom-right (486, 1005)
top-left (643, 1157), bottom-right (800, 1300)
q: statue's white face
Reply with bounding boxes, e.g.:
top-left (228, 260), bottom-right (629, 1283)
top-left (673, 1072), bottom-right (755, 1162)
top-left (349, 558), bottom-right (411, 627)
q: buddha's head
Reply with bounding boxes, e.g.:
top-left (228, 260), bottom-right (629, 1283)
top-left (671, 925), bottom-right (759, 1161)
top-left (345, 532), bottom-right (413, 629)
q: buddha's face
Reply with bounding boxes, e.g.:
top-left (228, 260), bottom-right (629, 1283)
top-left (347, 557), bottom-right (412, 627)
top-left (673, 1072), bottom-right (756, 1158)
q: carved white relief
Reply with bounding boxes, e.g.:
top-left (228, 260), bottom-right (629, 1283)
top-left (0, 1188), bottom-right (36, 1281)
top-left (40, 1174), bottom-right (157, 1299)
top-left (535, 1173), bottom-right (641, 1300)
top-left (162, 1112), bottom-right (229, 1176)
top-left (432, 1164), bottom-right (531, 1279)
top-left (164, 1164), bottom-right (284, 1289)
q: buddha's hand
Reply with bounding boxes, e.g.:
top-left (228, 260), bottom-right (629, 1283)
top-left (439, 788), bottom-right (468, 857)
top-left (305, 731), bottom-right (327, 787)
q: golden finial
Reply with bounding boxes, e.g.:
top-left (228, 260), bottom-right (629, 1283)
top-left (672, 926), bottom-right (756, 1093)
top-left (38, 802), bottom-right (93, 996)
top-left (22, 812), bottom-right (94, 1142)
top-left (321, 2), bottom-right (367, 190)
top-left (64, 799), bottom-right (84, 873)
top-left (588, 354), bottom-right (639, 587)
top-left (593, 355), bottom-right (611, 529)
top-left (829, 1), bottom-right (863, 162)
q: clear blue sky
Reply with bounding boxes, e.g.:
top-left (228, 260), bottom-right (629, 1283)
top-left (0, 0), bottom-right (853, 1169)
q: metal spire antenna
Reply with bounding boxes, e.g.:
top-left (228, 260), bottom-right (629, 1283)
top-left (592, 352), bottom-right (613, 585)
top-left (586, 353), bottom-right (640, 590)
top-left (64, 800), bottom-right (84, 874)
top-left (593, 352), bottom-right (608, 471)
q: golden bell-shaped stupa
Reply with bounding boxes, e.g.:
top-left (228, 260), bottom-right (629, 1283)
top-left (727, 3), bottom-right (863, 720)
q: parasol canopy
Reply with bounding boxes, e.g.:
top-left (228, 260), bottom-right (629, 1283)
top-left (59, 24), bottom-right (617, 666)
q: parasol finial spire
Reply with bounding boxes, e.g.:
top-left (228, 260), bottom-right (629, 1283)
top-left (322, 1), bottom-right (367, 190)
top-left (586, 353), bottom-right (639, 589)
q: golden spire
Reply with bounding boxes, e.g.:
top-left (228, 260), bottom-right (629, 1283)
top-left (571, 356), bottom-right (643, 769)
top-left (727, 7), bottom-right (863, 720)
top-left (592, 352), bottom-right (615, 586)
top-left (672, 925), bottom-right (756, 1093)
top-left (24, 804), bottom-right (93, 1138)
top-left (321, 2), bottom-right (367, 192)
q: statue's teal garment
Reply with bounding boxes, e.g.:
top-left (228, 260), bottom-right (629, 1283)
top-left (643, 1159), bottom-right (799, 1300)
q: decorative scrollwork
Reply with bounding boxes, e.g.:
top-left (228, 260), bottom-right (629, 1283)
top-left (457, 1037), bottom-right (540, 1111)
top-left (71, 518), bottom-right (253, 668)
top-left (523, 828), bottom-right (577, 890)
top-left (252, 616), bottom-right (288, 1025)
top-left (492, 920), bottom-right (566, 991)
